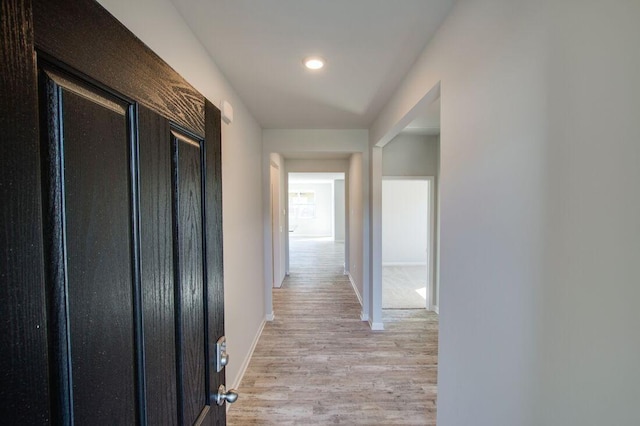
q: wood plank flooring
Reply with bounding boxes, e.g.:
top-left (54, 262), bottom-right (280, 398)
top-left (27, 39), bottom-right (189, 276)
top-left (228, 237), bottom-right (439, 425)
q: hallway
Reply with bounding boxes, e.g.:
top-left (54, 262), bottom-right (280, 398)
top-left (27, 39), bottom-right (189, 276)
top-left (228, 237), bottom-right (439, 425)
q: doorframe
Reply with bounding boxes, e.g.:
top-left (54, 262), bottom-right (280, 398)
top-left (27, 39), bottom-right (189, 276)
top-left (270, 161), bottom-right (283, 288)
top-left (263, 152), bottom-right (359, 321)
top-left (370, 82), bottom-right (441, 329)
top-left (381, 176), bottom-right (436, 310)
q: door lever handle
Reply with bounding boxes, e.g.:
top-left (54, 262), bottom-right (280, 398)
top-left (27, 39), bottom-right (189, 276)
top-left (214, 385), bottom-right (238, 406)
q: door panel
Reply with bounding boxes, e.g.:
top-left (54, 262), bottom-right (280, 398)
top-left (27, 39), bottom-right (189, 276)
top-left (172, 130), bottom-right (209, 424)
top-left (39, 63), bottom-right (217, 425)
top-left (39, 64), bottom-right (141, 424)
top-left (61, 76), bottom-right (137, 424)
top-left (1, 1), bottom-right (227, 423)
top-left (139, 107), bottom-right (179, 425)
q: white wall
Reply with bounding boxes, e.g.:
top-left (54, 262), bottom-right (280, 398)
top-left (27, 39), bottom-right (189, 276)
top-left (288, 182), bottom-right (333, 237)
top-left (97, 0), bottom-right (265, 391)
top-left (334, 179), bottom-right (345, 242)
top-left (383, 134), bottom-right (439, 176)
top-left (383, 134), bottom-right (440, 308)
top-left (286, 159), bottom-right (349, 173)
top-left (382, 180), bottom-right (429, 265)
top-left (263, 130), bottom-right (370, 321)
top-left (372, 0), bottom-right (640, 425)
top-left (348, 153), bottom-right (365, 312)
top-left (368, 147), bottom-right (383, 329)
top-left (269, 153), bottom-right (286, 288)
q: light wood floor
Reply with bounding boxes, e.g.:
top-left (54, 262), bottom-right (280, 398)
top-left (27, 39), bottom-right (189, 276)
top-left (228, 237), bottom-right (439, 425)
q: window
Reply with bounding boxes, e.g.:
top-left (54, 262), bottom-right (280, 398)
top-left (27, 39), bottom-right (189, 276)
top-left (289, 190), bottom-right (316, 219)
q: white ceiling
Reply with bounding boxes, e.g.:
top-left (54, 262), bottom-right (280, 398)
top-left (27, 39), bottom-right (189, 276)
top-left (170, 0), bottom-right (455, 129)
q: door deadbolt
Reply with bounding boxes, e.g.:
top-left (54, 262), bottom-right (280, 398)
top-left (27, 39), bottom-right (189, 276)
top-left (216, 336), bottom-right (229, 373)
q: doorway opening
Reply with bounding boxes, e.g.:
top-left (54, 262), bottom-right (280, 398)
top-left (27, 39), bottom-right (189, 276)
top-left (287, 173), bottom-right (346, 267)
top-left (288, 173), bottom-right (344, 242)
top-left (283, 172), bottom-right (347, 308)
top-left (382, 178), bottom-right (434, 309)
top-left (377, 92), bottom-right (441, 317)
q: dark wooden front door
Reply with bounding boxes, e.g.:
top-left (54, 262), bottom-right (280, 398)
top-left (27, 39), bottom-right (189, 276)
top-left (1, 0), bottom-right (226, 424)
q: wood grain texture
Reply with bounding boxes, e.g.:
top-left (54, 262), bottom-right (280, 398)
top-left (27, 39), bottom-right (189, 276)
top-left (33, 0), bottom-right (205, 136)
top-left (173, 133), bottom-right (207, 425)
top-left (139, 106), bottom-right (179, 425)
top-left (228, 238), bottom-right (439, 425)
top-left (62, 87), bottom-right (137, 424)
top-left (204, 101), bottom-right (226, 425)
top-left (2, 1), bottom-right (225, 423)
top-left (39, 66), bottom-right (77, 425)
top-left (0, 0), bottom-right (50, 423)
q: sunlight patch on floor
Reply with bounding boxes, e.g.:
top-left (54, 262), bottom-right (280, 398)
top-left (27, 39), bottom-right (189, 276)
top-left (415, 287), bottom-right (427, 300)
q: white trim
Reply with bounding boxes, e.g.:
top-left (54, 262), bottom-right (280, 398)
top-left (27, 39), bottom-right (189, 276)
top-left (360, 311), bottom-right (369, 321)
top-left (287, 233), bottom-right (333, 238)
top-left (228, 319), bottom-right (266, 398)
top-left (331, 179), bottom-right (335, 241)
top-left (428, 176), bottom-right (438, 311)
top-left (369, 320), bottom-right (384, 331)
top-left (382, 262), bottom-right (428, 267)
top-left (381, 175), bottom-right (432, 180)
top-left (347, 272), bottom-right (363, 306)
top-left (265, 312), bottom-right (275, 321)
top-left (371, 81), bottom-right (440, 147)
top-left (431, 304), bottom-right (439, 314)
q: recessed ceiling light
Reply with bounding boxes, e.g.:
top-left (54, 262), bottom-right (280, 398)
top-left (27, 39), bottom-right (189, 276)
top-left (303, 56), bottom-right (325, 70)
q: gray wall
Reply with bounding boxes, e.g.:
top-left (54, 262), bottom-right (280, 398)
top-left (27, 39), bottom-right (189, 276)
top-left (372, 0), bottom-right (640, 425)
top-left (286, 159), bottom-right (349, 173)
top-left (334, 179), bottom-right (345, 242)
top-left (382, 179), bottom-right (429, 265)
top-left (269, 153), bottom-right (286, 287)
top-left (383, 134), bottom-right (439, 176)
top-left (348, 153), bottom-right (364, 304)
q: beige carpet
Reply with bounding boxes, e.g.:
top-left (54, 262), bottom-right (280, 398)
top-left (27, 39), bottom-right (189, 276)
top-left (382, 265), bottom-right (429, 309)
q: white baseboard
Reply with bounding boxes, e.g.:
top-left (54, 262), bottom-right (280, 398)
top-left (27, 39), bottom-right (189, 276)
top-left (228, 318), bottom-right (266, 392)
top-left (431, 305), bottom-right (439, 314)
top-left (369, 320), bottom-right (384, 331)
top-left (382, 262), bottom-right (428, 267)
top-left (347, 273), bottom-right (363, 306)
top-left (360, 311), bottom-right (369, 321)
top-left (265, 312), bottom-right (274, 321)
